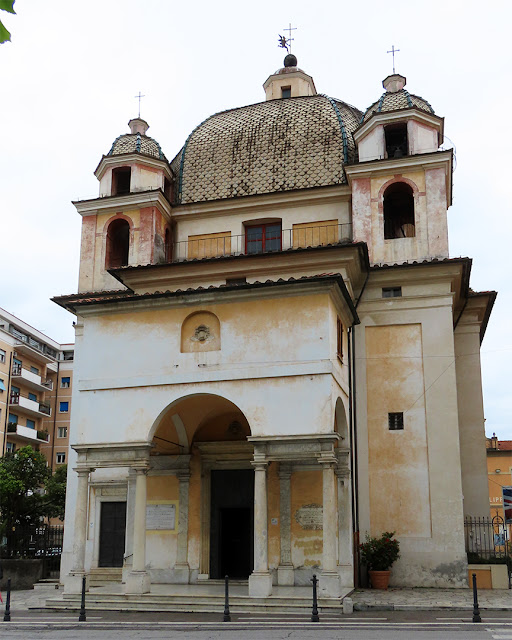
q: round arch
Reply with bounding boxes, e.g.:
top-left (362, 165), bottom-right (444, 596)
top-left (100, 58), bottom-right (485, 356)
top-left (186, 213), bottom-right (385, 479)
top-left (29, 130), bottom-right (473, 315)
top-left (335, 396), bottom-right (349, 441)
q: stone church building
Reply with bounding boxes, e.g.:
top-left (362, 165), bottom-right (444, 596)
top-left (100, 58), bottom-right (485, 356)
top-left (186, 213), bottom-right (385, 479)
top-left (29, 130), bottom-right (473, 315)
top-left (55, 54), bottom-right (495, 598)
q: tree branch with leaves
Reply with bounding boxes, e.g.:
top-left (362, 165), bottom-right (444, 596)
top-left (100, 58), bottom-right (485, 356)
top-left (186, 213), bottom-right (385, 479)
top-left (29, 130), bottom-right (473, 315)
top-left (0, 0), bottom-right (16, 44)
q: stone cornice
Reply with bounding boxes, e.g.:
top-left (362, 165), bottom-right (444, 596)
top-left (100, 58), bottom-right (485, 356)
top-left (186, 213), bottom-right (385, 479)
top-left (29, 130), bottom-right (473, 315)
top-left (73, 189), bottom-right (172, 218)
top-left (94, 152), bottom-right (172, 181)
top-left (344, 149), bottom-right (453, 182)
top-left (354, 108), bottom-right (444, 144)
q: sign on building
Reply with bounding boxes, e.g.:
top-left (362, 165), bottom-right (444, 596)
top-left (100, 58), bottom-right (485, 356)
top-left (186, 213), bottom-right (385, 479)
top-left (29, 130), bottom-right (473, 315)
top-left (503, 487), bottom-right (512, 524)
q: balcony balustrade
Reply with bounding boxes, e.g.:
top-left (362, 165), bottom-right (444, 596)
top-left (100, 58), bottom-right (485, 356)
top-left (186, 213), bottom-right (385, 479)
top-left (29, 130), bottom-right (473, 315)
top-left (171, 222), bottom-right (353, 263)
top-left (11, 364), bottom-right (53, 393)
top-left (6, 422), bottom-right (49, 444)
top-left (9, 392), bottom-right (52, 418)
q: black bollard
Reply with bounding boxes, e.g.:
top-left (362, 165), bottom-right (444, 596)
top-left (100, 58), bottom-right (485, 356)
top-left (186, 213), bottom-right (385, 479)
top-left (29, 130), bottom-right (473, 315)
top-left (223, 574), bottom-right (231, 622)
top-left (472, 573), bottom-right (481, 623)
top-left (311, 574), bottom-right (319, 622)
top-left (3, 578), bottom-right (11, 622)
top-left (78, 575), bottom-right (86, 622)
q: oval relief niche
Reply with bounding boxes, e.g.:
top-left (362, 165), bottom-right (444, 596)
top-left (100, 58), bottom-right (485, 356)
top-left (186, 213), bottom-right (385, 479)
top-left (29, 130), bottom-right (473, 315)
top-left (181, 311), bottom-right (221, 353)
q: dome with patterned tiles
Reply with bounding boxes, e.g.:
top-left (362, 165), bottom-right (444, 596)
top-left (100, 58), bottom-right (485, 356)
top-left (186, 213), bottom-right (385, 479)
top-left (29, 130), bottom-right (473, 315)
top-left (171, 95), bottom-right (363, 205)
top-left (360, 74), bottom-right (434, 125)
top-left (107, 118), bottom-right (167, 161)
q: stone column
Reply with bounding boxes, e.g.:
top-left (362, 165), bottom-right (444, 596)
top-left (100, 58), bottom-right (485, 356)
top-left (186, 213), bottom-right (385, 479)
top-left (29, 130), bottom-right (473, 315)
top-left (174, 471), bottom-right (191, 583)
top-left (277, 464), bottom-right (294, 585)
top-left (319, 458), bottom-right (341, 597)
top-left (336, 455), bottom-right (354, 587)
top-left (122, 471), bottom-right (137, 583)
top-left (125, 467), bottom-right (150, 594)
top-left (248, 461), bottom-right (273, 597)
top-left (66, 467), bottom-right (93, 594)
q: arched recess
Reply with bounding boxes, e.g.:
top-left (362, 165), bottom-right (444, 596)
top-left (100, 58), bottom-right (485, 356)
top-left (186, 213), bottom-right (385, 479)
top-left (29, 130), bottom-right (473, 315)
top-left (181, 311), bottom-right (221, 353)
top-left (335, 397), bottom-right (349, 442)
top-left (381, 180), bottom-right (416, 240)
top-left (149, 393), bottom-right (251, 456)
top-left (105, 217), bottom-right (131, 268)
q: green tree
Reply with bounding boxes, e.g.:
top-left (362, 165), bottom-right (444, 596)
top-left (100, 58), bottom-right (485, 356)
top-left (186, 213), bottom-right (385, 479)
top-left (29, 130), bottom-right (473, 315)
top-left (0, 445), bottom-right (50, 532)
top-left (0, 0), bottom-right (15, 44)
top-left (44, 464), bottom-right (67, 521)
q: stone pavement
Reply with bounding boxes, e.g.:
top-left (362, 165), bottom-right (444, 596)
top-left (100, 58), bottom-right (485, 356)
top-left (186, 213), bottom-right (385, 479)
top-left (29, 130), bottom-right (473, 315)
top-left (351, 587), bottom-right (512, 611)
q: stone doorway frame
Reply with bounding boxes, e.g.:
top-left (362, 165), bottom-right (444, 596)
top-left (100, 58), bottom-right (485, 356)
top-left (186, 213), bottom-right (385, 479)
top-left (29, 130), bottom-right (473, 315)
top-left (195, 441), bottom-right (254, 579)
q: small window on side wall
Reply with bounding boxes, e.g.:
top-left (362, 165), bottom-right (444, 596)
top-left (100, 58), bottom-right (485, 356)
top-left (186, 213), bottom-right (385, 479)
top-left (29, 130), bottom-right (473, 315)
top-left (383, 182), bottom-right (415, 240)
top-left (56, 452), bottom-right (66, 464)
top-left (388, 412), bottom-right (404, 430)
top-left (382, 287), bottom-right (402, 298)
top-left (112, 167), bottom-right (131, 196)
top-left (281, 86), bottom-right (291, 99)
top-left (336, 317), bottom-right (343, 360)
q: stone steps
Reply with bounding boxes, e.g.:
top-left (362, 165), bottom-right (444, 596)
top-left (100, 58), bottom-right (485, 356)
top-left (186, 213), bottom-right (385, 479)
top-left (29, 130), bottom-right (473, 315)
top-left (46, 592), bottom-right (344, 614)
top-left (88, 568), bottom-right (123, 587)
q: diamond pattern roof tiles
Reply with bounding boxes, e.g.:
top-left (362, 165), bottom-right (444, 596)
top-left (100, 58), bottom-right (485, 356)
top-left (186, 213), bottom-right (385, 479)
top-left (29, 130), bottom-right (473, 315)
top-left (172, 95), bottom-right (363, 204)
top-left (361, 89), bottom-right (434, 124)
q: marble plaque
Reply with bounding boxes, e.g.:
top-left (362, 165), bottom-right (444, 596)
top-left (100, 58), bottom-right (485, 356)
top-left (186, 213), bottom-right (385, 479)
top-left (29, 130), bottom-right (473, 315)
top-left (146, 503), bottom-right (176, 530)
top-left (295, 504), bottom-right (323, 530)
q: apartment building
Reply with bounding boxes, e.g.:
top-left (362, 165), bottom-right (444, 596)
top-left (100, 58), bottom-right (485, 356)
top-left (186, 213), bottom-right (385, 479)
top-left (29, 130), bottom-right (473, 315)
top-left (0, 307), bottom-right (73, 470)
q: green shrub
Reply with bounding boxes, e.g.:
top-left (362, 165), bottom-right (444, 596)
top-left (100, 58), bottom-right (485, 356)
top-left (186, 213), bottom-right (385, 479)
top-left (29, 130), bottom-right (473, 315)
top-left (360, 531), bottom-right (400, 571)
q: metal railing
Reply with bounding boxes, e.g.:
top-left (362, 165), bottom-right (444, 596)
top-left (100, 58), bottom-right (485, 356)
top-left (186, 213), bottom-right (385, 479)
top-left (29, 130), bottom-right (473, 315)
top-left (465, 515), bottom-right (510, 561)
top-left (0, 525), bottom-right (64, 579)
top-left (171, 222), bottom-right (353, 263)
top-left (11, 364), bottom-right (53, 390)
top-left (9, 392), bottom-right (51, 416)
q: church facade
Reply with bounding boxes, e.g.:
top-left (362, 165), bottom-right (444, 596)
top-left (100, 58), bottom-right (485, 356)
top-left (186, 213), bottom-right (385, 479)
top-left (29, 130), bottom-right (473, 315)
top-left (55, 55), bottom-right (495, 597)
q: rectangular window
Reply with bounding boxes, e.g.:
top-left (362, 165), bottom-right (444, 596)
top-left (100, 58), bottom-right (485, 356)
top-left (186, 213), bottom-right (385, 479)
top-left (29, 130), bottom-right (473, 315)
top-left (56, 452), bottom-right (66, 464)
top-left (6, 442), bottom-right (15, 453)
top-left (0, 349), bottom-right (5, 363)
top-left (281, 86), bottom-right (291, 99)
top-left (336, 317), bottom-right (343, 360)
top-left (30, 366), bottom-right (39, 374)
top-left (388, 412), bottom-right (404, 430)
top-left (28, 392), bottom-right (37, 402)
top-left (57, 427), bottom-right (68, 438)
top-left (385, 123), bottom-right (408, 158)
top-left (8, 413), bottom-right (18, 425)
top-left (59, 401), bottom-right (69, 413)
top-left (61, 377), bottom-right (70, 388)
top-left (382, 286), bottom-right (402, 298)
top-left (0, 378), bottom-right (5, 392)
top-left (245, 223), bottom-right (282, 255)
top-left (26, 419), bottom-right (35, 429)
top-left (11, 385), bottom-right (20, 395)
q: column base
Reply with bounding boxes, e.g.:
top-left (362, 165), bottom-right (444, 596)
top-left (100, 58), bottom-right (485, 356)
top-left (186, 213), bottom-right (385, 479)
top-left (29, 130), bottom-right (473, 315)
top-left (319, 571), bottom-right (341, 598)
top-left (172, 563), bottom-right (190, 584)
top-left (277, 565), bottom-right (294, 586)
top-left (337, 564), bottom-right (354, 588)
top-left (125, 570), bottom-right (151, 594)
top-left (249, 571), bottom-right (273, 597)
top-left (64, 572), bottom-right (90, 594)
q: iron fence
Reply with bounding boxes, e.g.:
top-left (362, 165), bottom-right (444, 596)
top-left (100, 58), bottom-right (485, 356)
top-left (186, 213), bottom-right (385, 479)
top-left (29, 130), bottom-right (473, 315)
top-left (0, 525), bottom-right (63, 579)
top-left (464, 515), bottom-right (510, 561)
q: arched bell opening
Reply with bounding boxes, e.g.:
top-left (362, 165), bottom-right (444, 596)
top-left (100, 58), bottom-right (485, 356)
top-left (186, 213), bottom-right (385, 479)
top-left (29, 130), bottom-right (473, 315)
top-left (383, 182), bottom-right (415, 240)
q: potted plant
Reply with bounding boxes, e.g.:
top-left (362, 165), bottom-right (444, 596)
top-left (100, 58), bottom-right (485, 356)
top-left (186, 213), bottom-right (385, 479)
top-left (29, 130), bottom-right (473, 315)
top-left (359, 531), bottom-right (400, 589)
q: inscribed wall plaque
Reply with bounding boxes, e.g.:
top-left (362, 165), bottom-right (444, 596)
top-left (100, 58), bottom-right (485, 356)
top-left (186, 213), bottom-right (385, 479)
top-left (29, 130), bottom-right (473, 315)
top-left (146, 502), bottom-right (177, 531)
top-left (295, 504), bottom-right (323, 530)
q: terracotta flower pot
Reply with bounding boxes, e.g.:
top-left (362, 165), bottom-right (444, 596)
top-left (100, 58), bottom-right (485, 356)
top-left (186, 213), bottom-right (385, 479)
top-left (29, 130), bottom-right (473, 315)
top-left (369, 569), bottom-right (391, 589)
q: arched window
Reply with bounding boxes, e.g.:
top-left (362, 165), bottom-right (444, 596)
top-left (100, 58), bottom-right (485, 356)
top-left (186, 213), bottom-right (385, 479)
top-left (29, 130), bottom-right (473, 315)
top-left (112, 167), bottom-right (131, 196)
top-left (106, 219), bottom-right (130, 268)
top-left (165, 227), bottom-right (172, 262)
top-left (383, 182), bottom-right (415, 239)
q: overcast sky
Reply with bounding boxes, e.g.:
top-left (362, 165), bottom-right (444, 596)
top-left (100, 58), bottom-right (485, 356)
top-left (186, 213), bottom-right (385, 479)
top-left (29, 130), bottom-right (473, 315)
top-left (1, 0), bottom-right (510, 439)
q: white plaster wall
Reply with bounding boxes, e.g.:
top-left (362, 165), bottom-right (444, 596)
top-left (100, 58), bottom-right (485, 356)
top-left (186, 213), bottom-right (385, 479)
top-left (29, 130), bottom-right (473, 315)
top-left (408, 120), bottom-right (438, 155)
top-left (358, 126), bottom-right (385, 162)
top-left (355, 280), bottom-right (468, 587)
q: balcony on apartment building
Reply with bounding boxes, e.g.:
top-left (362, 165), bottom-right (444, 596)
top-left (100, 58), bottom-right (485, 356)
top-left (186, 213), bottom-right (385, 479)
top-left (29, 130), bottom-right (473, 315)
top-left (9, 391), bottom-right (52, 419)
top-left (11, 363), bottom-right (53, 392)
top-left (172, 222), bottom-right (353, 263)
top-left (7, 422), bottom-right (49, 444)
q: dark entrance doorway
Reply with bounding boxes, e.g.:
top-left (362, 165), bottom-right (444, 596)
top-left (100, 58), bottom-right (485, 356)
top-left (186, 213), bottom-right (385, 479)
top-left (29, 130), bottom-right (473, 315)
top-left (99, 501), bottom-right (126, 568)
top-left (210, 469), bottom-right (253, 579)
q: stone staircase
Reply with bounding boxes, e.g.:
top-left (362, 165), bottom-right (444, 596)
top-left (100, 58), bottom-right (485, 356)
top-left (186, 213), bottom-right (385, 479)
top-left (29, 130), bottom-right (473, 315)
top-left (88, 568), bottom-right (123, 587)
top-left (45, 583), bottom-right (350, 614)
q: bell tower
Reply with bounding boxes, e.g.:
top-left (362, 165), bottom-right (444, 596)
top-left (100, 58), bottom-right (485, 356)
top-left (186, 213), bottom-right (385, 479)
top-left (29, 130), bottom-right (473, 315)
top-left (346, 74), bottom-right (452, 265)
top-left (74, 119), bottom-right (174, 293)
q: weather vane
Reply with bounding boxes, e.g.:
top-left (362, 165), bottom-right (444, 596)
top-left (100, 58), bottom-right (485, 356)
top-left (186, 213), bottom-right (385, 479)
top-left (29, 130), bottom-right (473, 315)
top-left (134, 91), bottom-right (145, 118)
top-left (278, 23), bottom-right (297, 53)
top-left (387, 45), bottom-right (400, 74)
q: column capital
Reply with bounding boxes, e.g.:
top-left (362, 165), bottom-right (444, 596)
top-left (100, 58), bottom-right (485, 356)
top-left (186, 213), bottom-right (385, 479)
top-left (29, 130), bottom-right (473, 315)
top-left (318, 456), bottom-right (337, 468)
top-left (177, 470), bottom-right (191, 481)
top-left (251, 460), bottom-right (268, 471)
top-left (132, 465), bottom-right (149, 475)
top-left (73, 466), bottom-right (95, 476)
